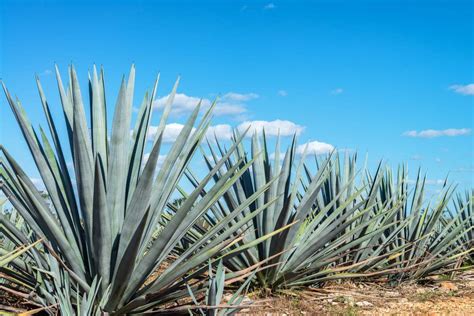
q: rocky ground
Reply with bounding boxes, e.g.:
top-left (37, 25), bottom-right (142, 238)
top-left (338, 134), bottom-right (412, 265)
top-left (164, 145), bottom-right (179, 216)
top-left (241, 272), bottom-right (474, 315)
top-left (2, 272), bottom-right (473, 314)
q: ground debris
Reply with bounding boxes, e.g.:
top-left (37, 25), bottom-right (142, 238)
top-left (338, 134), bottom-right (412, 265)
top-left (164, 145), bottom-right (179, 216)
top-left (240, 273), bottom-right (474, 315)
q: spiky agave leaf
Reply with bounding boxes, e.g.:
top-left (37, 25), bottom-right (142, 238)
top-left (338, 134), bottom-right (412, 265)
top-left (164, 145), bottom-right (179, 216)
top-left (185, 260), bottom-right (255, 316)
top-left (0, 65), bottom-right (276, 314)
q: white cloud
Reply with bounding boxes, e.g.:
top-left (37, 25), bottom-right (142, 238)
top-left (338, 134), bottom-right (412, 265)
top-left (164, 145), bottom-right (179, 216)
top-left (425, 179), bottom-right (444, 185)
top-left (148, 123), bottom-right (235, 143)
top-left (296, 141), bottom-right (334, 156)
top-left (410, 154), bottom-right (423, 161)
top-left (449, 84), bottom-right (474, 96)
top-left (148, 119), bottom-right (305, 143)
top-left (264, 3), bottom-right (276, 10)
top-left (222, 92), bottom-right (259, 102)
top-left (403, 128), bottom-right (471, 138)
top-left (213, 103), bottom-right (247, 116)
top-left (278, 90), bottom-right (288, 97)
top-left (237, 120), bottom-right (305, 137)
top-left (407, 178), bottom-right (445, 186)
top-left (147, 123), bottom-right (196, 143)
top-left (330, 88), bottom-right (344, 95)
top-left (451, 167), bottom-right (474, 173)
top-left (206, 124), bottom-right (233, 141)
top-left (153, 93), bottom-right (211, 116)
top-left (153, 92), bottom-right (258, 117)
top-left (435, 158), bottom-right (441, 163)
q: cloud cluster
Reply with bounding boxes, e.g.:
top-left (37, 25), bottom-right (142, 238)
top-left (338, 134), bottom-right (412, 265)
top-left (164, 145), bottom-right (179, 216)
top-left (147, 123), bottom-right (196, 143)
top-left (407, 178), bottom-right (445, 186)
top-left (296, 141), bottom-right (334, 156)
top-left (147, 120), bottom-right (306, 143)
top-left (449, 84), bottom-right (474, 96)
top-left (206, 124), bottom-right (234, 141)
top-left (403, 128), bottom-right (471, 138)
top-left (153, 92), bottom-right (258, 117)
top-left (238, 120), bottom-right (305, 137)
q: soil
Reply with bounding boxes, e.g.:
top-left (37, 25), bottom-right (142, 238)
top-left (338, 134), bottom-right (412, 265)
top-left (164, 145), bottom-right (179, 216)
top-left (1, 272), bottom-right (473, 314)
top-left (240, 272), bottom-right (474, 315)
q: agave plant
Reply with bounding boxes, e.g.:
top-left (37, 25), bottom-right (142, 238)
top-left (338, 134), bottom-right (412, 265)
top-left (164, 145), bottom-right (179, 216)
top-left (177, 132), bottom-right (404, 290)
top-left (345, 167), bottom-right (474, 282)
top-left (451, 191), bottom-right (474, 263)
top-left (0, 65), bottom-right (276, 314)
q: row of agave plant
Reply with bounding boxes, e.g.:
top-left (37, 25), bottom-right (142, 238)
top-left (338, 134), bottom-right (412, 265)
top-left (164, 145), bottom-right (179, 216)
top-left (0, 65), bottom-right (472, 315)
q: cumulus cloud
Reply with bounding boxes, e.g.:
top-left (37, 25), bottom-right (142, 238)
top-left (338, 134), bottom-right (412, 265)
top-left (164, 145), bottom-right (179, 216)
top-left (153, 94), bottom-right (211, 116)
top-left (206, 124), bottom-right (233, 141)
top-left (296, 141), bottom-right (334, 156)
top-left (222, 92), bottom-right (259, 102)
top-left (449, 84), bottom-right (474, 96)
top-left (278, 90), bottom-right (288, 97)
top-left (407, 178), bottom-right (445, 186)
top-left (403, 128), bottom-right (471, 138)
top-left (147, 123), bottom-right (196, 143)
top-left (264, 3), bottom-right (276, 10)
top-left (237, 120), bottom-right (305, 137)
top-left (213, 103), bottom-right (247, 116)
top-left (330, 88), bottom-right (344, 95)
top-left (148, 119), bottom-right (306, 143)
top-left (153, 92), bottom-right (258, 117)
top-left (148, 123), bottom-right (235, 143)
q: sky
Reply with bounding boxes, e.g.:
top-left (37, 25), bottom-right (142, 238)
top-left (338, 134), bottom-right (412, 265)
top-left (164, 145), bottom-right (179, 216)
top-left (0, 0), bottom-right (473, 195)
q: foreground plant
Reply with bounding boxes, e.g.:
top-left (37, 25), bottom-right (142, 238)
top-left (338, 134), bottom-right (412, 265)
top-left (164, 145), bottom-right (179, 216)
top-left (0, 65), bottom-right (273, 314)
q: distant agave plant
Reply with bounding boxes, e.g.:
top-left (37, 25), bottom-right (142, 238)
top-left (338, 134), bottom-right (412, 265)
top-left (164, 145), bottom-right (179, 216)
top-left (346, 168), bottom-right (474, 282)
top-left (0, 65), bottom-right (274, 314)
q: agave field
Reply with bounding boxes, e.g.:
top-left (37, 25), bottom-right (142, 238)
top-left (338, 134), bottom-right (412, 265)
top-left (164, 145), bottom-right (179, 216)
top-left (0, 65), bottom-right (472, 315)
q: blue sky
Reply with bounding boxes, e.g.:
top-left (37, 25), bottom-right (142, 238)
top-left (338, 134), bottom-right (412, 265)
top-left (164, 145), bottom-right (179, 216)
top-left (1, 0), bottom-right (473, 193)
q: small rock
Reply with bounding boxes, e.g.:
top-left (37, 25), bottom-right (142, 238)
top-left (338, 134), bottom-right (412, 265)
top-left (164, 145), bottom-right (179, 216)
top-left (439, 281), bottom-right (458, 291)
top-left (416, 288), bottom-right (428, 294)
top-left (355, 301), bottom-right (373, 307)
top-left (346, 296), bottom-right (355, 307)
top-left (400, 298), bottom-right (408, 303)
top-left (384, 291), bottom-right (401, 297)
